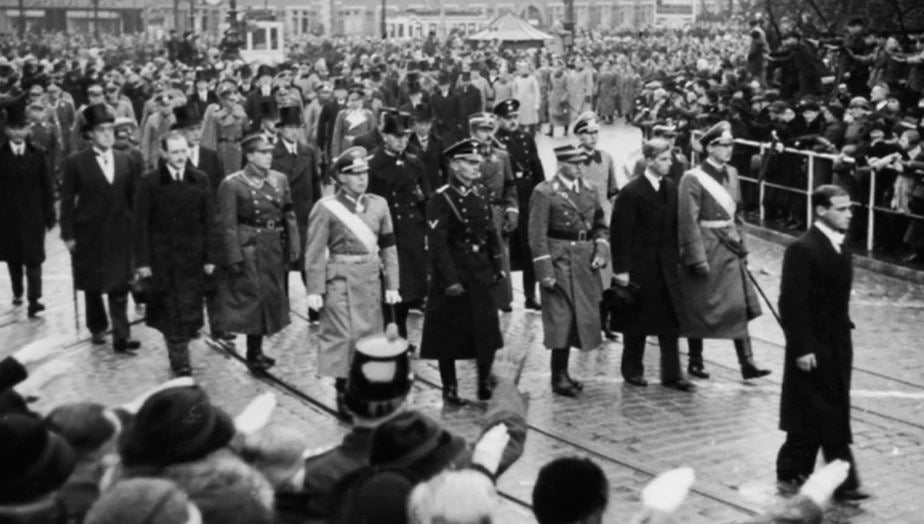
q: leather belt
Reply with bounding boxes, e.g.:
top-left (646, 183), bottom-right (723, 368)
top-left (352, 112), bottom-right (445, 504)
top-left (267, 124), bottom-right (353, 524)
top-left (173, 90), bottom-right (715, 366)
top-left (699, 219), bottom-right (734, 229)
top-left (548, 229), bottom-right (590, 241)
top-left (238, 217), bottom-right (282, 229)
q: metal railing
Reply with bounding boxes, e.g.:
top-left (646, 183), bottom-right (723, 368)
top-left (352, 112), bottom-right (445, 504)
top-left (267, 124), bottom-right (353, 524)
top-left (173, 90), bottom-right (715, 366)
top-left (692, 136), bottom-right (924, 255)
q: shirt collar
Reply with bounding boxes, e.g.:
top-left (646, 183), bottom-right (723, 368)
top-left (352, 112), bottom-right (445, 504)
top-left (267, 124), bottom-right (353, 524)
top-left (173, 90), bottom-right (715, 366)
top-left (644, 170), bottom-right (662, 192)
top-left (556, 174), bottom-right (578, 192)
top-left (93, 147), bottom-right (112, 157)
top-left (281, 138), bottom-right (297, 152)
top-left (814, 220), bottom-right (845, 251)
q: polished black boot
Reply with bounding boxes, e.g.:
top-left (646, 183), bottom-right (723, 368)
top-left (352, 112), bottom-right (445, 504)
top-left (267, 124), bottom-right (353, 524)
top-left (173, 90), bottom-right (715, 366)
top-left (245, 335), bottom-right (271, 373)
top-left (687, 338), bottom-right (710, 379)
top-left (439, 359), bottom-right (468, 406)
top-left (735, 338), bottom-right (771, 379)
top-left (477, 359), bottom-right (495, 401)
top-left (600, 302), bottom-right (616, 341)
top-left (550, 349), bottom-right (579, 397)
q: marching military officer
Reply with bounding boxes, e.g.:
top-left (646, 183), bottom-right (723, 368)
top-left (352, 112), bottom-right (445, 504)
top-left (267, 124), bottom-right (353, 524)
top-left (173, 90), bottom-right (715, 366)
top-left (305, 146), bottom-right (401, 418)
top-left (677, 122), bottom-right (771, 381)
top-left (420, 139), bottom-right (506, 405)
top-left (60, 104), bottom-right (142, 352)
top-left (133, 131), bottom-right (216, 376)
top-left (469, 112), bottom-right (518, 312)
top-left (367, 112), bottom-right (430, 340)
top-left (494, 98), bottom-right (545, 310)
top-left (0, 100), bottom-right (55, 317)
top-left (573, 112), bottom-right (619, 338)
top-left (529, 144), bottom-right (609, 397)
top-left (272, 105), bottom-right (321, 287)
top-left (216, 134), bottom-right (300, 373)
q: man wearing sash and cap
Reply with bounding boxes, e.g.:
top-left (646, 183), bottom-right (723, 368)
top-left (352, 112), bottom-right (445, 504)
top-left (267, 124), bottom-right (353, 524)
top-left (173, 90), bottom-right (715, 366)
top-left (494, 98), bottom-right (545, 311)
top-left (217, 134), bottom-right (300, 372)
top-left (305, 146), bottom-right (401, 418)
top-left (367, 112), bottom-right (430, 341)
top-left (678, 122), bottom-right (771, 381)
top-left (528, 144), bottom-right (609, 397)
top-left (420, 139), bottom-right (506, 405)
top-left (470, 112), bottom-right (518, 312)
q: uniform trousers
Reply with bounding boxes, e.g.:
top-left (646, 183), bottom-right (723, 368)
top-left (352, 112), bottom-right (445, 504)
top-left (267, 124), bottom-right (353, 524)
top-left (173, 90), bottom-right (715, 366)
top-left (7, 263), bottom-right (41, 302)
top-left (776, 432), bottom-right (860, 490)
top-left (164, 336), bottom-right (191, 371)
top-left (85, 287), bottom-right (130, 341)
top-left (621, 334), bottom-right (682, 382)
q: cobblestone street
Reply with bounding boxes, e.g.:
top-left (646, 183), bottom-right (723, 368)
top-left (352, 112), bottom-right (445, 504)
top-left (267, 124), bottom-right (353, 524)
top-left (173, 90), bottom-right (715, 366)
top-left (3, 125), bottom-right (924, 523)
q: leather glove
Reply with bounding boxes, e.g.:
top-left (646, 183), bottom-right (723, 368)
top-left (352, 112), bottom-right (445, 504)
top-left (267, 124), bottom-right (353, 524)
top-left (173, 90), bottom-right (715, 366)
top-left (228, 262), bottom-right (245, 276)
top-left (384, 289), bottom-right (402, 305)
top-left (691, 262), bottom-right (710, 277)
top-left (445, 283), bottom-right (465, 297)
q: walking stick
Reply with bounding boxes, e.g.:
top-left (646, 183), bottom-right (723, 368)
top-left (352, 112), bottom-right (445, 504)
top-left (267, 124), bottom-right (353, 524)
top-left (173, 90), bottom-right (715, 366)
top-left (746, 269), bottom-right (782, 327)
top-left (70, 255), bottom-right (79, 332)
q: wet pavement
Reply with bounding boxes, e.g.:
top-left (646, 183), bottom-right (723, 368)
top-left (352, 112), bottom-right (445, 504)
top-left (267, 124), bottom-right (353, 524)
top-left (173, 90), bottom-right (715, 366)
top-left (3, 124), bottom-right (924, 523)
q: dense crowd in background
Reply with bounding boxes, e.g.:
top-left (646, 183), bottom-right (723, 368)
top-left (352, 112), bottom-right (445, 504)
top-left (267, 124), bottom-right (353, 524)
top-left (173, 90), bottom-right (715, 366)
top-left (0, 14), bottom-right (913, 523)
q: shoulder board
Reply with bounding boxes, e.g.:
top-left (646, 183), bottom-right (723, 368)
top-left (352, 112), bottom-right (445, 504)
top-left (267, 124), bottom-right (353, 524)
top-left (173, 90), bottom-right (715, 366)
top-left (436, 184), bottom-right (450, 194)
top-left (302, 443), bottom-right (339, 462)
top-left (227, 171), bottom-right (246, 180)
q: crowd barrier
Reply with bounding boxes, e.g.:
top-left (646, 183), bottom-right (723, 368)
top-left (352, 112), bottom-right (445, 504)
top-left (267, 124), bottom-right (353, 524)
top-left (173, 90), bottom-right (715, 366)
top-left (691, 136), bottom-right (924, 254)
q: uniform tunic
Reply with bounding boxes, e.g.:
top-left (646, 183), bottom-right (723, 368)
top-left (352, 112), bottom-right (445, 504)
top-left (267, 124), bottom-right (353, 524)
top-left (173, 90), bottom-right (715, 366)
top-left (216, 166), bottom-right (300, 336)
top-left (367, 150), bottom-right (430, 302)
top-left (494, 127), bottom-right (544, 273)
top-left (529, 176), bottom-right (608, 350)
top-left (677, 161), bottom-right (761, 339)
top-left (477, 145), bottom-right (518, 307)
top-left (420, 183), bottom-right (504, 361)
top-left (305, 192), bottom-right (399, 378)
top-left (201, 103), bottom-right (247, 173)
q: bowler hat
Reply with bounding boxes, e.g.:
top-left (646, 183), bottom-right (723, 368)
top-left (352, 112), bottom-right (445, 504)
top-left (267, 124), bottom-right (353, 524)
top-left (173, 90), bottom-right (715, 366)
top-left (0, 414), bottom-right (77, 504)
top-left (4, 97), bottom-right (28, 128)
top-left (82, 103), bottom-right (115, 132)
top-left (369, 411), bottom-right (468, 480)
top-left (411, 103), bottom-right (433, 122)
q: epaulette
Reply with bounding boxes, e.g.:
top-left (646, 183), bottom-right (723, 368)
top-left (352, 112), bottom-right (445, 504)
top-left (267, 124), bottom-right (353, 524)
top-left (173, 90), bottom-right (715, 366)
top-left (436, 184), bottom-right (450, 194)
top-left (302, 443), bottom-right (339, 462)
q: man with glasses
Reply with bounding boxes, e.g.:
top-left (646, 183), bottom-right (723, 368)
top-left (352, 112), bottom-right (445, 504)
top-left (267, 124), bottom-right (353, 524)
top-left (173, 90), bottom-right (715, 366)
top-left (60, 104), bottom-right (142, 352)
top-left (677, 122), bottom-right (771, 382)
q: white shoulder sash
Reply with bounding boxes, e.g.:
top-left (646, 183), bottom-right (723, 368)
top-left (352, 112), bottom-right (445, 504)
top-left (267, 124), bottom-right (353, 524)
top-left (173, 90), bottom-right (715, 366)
top-left (322, 198), bottom-right (378, 254)
top-left (690, 168), bottom-right (736, 218)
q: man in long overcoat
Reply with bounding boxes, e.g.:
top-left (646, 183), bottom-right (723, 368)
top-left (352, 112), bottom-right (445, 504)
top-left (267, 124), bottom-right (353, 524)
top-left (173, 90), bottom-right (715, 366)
top-left (406, 103), bottom-right (445, 191)
top-left (133, 132), bottom-right (216, 376)
top-left (272, 106), bottom-right (321, 285)
top-left (677, 122), bottom-right (771, 381)
top-left (216, 134), bottom-right (300, 372)
top-left (367, 113), bottom-right (429, 340)
top-left (470, 112), bottom-right (518, 311)
top-left (305, 146), bottom-right (401, 418)
top-left (60, 104), bottom-right (141, 352)
top-left (610, 139), bottom-right (693, 391)
top-left (0, 100), bottom-right (55, 317)
top-left (529, 144), bottom-right (609, 398)
top-left (776, 185), bottom-right (869, 502)
top-left (420, 139), bottom-right (505, 405)
top-left (494, 99), bottom-right (544, 310)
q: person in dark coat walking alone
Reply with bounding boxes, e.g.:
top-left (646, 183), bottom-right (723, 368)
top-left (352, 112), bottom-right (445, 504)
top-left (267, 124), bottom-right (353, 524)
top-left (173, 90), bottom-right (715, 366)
top-left (0, 100), bottom-right (55, 317)
top-left (610, 138), bottom-right (693, 391)
top-left (776, 184), bottom-right (870, 502)
top-left (133, 132), bottom-right (216, 376)
top-left (60, 104), bottom-right (142, 352)
top-left (420, 139), bottom-right (505, 405)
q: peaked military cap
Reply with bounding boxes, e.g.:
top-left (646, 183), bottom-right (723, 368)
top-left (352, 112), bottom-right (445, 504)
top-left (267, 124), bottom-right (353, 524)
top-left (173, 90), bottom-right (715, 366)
top-left (554, 144), bottom-right (589, 164)
top-left (573, 113), bottom-right (600, 134)
top-left (443, 138), bottom-right (482, 162)
top-left (241, 133), bottom-right (274, 152)
top-left (334, 146), bottom-right (370, 174)
top-left (698, 121), bottom-right (734, 150)
top-left (493, 98), bottom-right (520, 118)
top-left (468, 112), bottom-right (496, 130)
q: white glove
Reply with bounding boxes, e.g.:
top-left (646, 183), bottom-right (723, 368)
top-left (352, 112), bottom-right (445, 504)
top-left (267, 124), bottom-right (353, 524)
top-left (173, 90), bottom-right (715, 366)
top-left (384, 289), bottom-right (402, 305)
top-left (307, 294), bottom-right (324, 311)
top-left (625, 467), bottom-right (694, 524)
top-left (471, 424), bottom-right (510, 475)
top-left (234, 392), bottom-right (278, 435)
top-left (800, 459), bottom-right (850, 505)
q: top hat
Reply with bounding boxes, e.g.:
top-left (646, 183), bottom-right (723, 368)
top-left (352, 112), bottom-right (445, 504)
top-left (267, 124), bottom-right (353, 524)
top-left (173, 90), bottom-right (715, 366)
top-left (4, 97), bottom-right (28, 128)
top-left (381, 111), bottom-right (411, 136)
top-left (81, 103), bottom-right (115, 132)
top-left (278, 106), bottom-right (303, 127)
top-left (171, 104), bottom-right (202, 130)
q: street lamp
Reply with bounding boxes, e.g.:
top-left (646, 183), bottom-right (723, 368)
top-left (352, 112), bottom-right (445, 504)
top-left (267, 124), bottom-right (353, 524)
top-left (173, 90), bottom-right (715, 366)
top-left (381, 0), bottom-right (387, 39)
top-left (563, 0), bottom-right (574, 54)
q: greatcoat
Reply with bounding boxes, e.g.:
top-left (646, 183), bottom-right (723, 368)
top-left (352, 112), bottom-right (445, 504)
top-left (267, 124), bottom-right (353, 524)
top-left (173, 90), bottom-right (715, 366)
top-left (216, 166), bottom-right (300, 336)
top-left (494, 126), bottom-right (544, 273)
top-left (529, 175), bottom-right (608, 350)
top-left (0, 141), bottom-right (54, 266)
top-left (305, 192), bottom-right (399, 378)
top-left (779, 226), bottom-right (855, 443)
top-left (60, 148), bottom-right (140, 292)
top-left (677, 161), bottom-right (761, 338)
top-left (419, 182), bottom-right (504, 361)
top-left (133, 165), bottom-right (216, 339)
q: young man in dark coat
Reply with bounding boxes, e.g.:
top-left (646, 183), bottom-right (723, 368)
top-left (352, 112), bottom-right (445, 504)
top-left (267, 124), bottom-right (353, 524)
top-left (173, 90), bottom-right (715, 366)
top-left (493, 99), bottom-right (545, 310)
top-left (60, 104), bottom-right (142, 352)
top-left (430, 72), bottom-right (462, 145)
top-left (367, 112), bottom-right (430, 340)
top-left (133, 132), bottom-right (216, 376)
top-left (776, 184), bottom-right (870, 502)
top-left (0, 100), bottom-right (55, 317)
top-left (406, 103), bottom-right (445, 191)
top-left (420, 139), bottom-right (505, 404)
top-left (610, 138), bottom-right (693, 391)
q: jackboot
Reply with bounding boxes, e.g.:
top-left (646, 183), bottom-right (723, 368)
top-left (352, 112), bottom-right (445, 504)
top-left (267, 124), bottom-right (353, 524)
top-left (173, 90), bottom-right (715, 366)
top-left (735, 338), bottom-right (771, 379)
top-left (440, 359), bottom-right (468, 406)
top-left (477, 359), bottom-right (494, 401)
top-left (687, 338), bottom-right (710, 379)
top-left (550, 349), bottom-right (579, 397)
